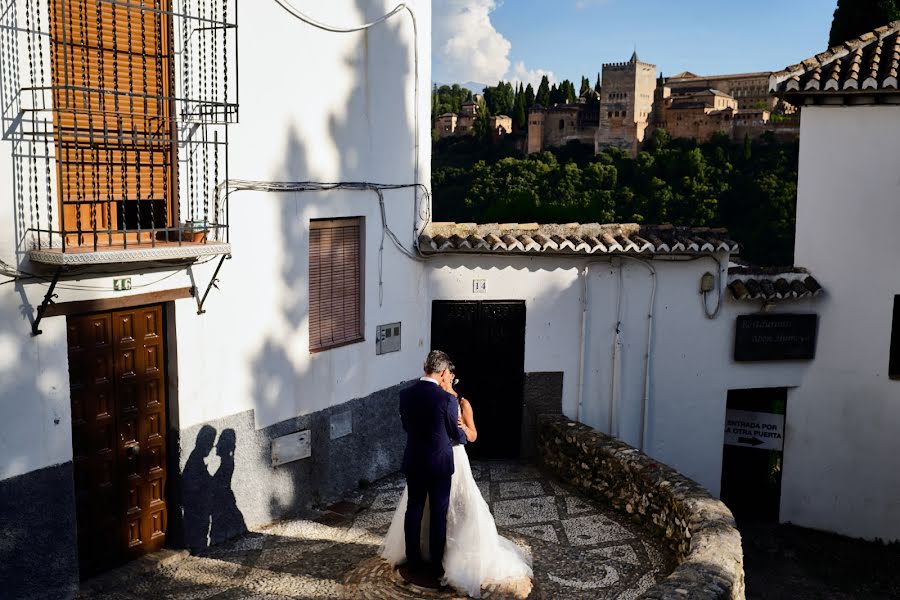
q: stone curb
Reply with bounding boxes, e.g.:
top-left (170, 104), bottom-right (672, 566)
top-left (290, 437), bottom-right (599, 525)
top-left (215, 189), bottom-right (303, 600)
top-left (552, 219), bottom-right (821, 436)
top-left (537, 415), bottom-right (745, 600)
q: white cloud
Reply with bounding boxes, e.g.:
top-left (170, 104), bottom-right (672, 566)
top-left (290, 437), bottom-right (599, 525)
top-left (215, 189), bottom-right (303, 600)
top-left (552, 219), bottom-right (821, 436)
top-left (433, 0), bottom-right (554, 87)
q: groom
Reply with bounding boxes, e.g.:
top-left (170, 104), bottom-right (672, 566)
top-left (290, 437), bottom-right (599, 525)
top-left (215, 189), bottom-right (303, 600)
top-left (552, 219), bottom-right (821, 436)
top-left (398, 350), bottom-right (467, 585)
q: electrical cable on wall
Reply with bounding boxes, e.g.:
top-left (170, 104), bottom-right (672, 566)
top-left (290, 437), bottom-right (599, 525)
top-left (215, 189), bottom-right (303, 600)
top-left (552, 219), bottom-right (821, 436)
top-left (218, 179), bottom-right (431, 306)
top-left (271, 1), bottom-right (427, 240)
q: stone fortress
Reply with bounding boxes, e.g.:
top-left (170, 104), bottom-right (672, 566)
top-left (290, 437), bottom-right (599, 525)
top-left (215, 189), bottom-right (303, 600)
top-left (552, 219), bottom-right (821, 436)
top-left (438, 51), bottom-right (799, 155)
top-left (546, 52), bottom-right (798, 155)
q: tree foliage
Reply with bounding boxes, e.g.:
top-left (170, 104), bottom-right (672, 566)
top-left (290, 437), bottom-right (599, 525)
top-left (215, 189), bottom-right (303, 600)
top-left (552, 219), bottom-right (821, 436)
top-left (433, 130), bottom-right (799, 266)
top-left (432, 84), bottom-right (473, 122)
top-left (828, 0), bottom-right (899, 47)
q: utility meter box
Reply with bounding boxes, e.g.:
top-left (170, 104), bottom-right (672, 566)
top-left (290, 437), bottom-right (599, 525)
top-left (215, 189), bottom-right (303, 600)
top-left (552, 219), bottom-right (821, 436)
top-left (376, 322), bottom-right (401, 355)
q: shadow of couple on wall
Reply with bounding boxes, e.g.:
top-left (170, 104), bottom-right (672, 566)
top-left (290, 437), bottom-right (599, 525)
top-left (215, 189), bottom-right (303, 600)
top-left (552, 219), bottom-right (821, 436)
top-left (182, 425), bottom-right (247, 550)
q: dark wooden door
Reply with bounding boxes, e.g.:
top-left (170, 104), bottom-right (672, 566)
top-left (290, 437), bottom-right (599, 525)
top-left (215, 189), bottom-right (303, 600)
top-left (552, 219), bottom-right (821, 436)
top-left (67, 304), bottom-right (168, 577)
top-left (720, 388), bottom-right (786, 523)
top-left (431, 301), bottom-right (526, 459)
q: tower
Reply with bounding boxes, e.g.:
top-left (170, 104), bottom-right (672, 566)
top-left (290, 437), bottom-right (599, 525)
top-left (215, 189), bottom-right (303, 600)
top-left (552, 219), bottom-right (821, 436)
top-left (595, 51), bottom-right (657, 156)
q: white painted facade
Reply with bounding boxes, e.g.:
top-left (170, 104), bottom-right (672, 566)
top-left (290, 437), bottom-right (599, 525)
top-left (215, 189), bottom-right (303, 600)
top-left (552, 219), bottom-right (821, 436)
top-left (779, 105), bottom-right (900, 542)
top-left (2, 0), bottom-right (897, 556)
top-left (427, 255), bottom-right (815, 497)
top-left (0, 0), bottom-right (432, 480)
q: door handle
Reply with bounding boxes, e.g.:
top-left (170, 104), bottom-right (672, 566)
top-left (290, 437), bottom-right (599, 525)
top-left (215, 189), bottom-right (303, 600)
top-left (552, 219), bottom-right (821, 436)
top-left (126, 443), bottom-right (140, 458)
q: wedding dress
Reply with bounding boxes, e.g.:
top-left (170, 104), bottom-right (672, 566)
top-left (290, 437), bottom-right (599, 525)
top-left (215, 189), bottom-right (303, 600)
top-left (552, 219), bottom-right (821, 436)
top-left (381, 445), bottom-right (533, 598)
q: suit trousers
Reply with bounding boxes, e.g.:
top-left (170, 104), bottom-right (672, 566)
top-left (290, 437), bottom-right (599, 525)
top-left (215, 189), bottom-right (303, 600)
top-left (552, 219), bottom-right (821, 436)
top-left (404, 472), bottom-right (452, 573)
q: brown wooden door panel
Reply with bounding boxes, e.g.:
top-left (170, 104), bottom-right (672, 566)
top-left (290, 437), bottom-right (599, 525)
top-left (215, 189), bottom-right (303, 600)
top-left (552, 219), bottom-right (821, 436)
top-left (66, 303), bottom-right (168, 576)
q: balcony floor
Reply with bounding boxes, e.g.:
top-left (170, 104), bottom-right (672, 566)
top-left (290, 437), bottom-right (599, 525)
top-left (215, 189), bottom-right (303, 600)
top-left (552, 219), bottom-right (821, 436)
top-left (28, 240), bottom-right (231, 265)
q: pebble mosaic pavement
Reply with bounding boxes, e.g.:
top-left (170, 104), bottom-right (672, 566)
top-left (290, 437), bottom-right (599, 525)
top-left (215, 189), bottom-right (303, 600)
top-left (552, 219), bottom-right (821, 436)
top-left (76, 461), bottom-right (674, 599)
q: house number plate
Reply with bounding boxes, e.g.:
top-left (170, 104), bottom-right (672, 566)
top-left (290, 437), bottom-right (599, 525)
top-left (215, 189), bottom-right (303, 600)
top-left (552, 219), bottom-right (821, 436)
top-left (113, 277), bottom-right (132, 291)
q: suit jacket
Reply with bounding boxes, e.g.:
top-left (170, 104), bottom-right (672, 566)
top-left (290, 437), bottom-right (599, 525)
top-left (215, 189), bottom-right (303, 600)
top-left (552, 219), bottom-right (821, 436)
top-left (399, 379), bottom-right (467, 479)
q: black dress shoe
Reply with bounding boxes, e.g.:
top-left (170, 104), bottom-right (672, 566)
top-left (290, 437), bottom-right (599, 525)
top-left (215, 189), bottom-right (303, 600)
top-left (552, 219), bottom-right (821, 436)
top-left (398, 563), bottom-right (443, 589)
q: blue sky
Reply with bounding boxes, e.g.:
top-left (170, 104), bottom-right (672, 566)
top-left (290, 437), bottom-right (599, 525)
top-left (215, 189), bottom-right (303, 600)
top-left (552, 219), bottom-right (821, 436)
top-left (433, 0), bottom-right (837, 87)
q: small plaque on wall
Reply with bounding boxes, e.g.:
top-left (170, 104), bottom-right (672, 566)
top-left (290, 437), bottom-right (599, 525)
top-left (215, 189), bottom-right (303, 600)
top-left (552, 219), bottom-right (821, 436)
top-left (734, 314), bottom-right (818, 361)
top-left (271, 430), bottom-right (311, 467)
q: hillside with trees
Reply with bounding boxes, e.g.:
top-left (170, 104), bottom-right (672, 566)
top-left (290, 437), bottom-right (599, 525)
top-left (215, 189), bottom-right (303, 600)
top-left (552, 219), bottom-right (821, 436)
top-left (433, 130), bottom-right (798, 266)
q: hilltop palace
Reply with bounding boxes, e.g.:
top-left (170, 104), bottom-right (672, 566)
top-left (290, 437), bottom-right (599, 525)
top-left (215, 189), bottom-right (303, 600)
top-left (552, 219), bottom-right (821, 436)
top-left (437, 52), bottom-right (799, 155)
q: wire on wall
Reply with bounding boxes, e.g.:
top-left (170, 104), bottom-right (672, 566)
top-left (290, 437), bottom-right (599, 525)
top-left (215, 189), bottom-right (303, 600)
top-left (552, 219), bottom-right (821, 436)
top-left (218, 180), bottom-right (431, 306)
top-left (270, 1), bottom-right (427, 240)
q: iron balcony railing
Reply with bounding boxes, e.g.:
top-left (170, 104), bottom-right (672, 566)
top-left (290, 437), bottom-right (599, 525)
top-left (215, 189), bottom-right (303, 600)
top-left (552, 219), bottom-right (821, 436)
top-left (0, 0), bottom-right (237, 258)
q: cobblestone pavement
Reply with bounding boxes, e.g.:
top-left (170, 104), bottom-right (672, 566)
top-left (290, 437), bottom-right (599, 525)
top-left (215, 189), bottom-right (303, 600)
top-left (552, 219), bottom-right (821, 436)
top-left (77, 461), bottom-right (674, 599)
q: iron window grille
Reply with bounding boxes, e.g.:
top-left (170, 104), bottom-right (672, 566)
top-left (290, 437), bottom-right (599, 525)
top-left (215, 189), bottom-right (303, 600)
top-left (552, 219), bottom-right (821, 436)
top-left (0, 0), bottom-right (238, 256)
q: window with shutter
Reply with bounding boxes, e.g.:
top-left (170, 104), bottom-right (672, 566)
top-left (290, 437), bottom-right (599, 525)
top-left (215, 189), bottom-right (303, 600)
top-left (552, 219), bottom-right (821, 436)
top-left (49, 0), bottom-right (176, 246)
top-left (309, 218), bottom-right (364, 352)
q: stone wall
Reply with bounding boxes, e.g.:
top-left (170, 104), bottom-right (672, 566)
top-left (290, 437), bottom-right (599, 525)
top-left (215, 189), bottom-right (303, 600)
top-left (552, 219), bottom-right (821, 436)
top-left (537, 415), bottom-right (745, 600)
top-left (0, 463), bottom-right (79, 599)
top-left (173, 380), bottom-right (411, 550)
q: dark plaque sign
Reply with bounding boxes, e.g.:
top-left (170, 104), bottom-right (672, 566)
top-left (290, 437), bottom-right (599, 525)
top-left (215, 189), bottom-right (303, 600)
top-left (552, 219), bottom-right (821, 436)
top-left (734, 314), bottom-right (818, 361)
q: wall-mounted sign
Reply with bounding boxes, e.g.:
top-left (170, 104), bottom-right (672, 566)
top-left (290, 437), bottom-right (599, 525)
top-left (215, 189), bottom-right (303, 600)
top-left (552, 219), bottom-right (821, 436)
top-left (724, 409), bottom-right (785, 451)
top-left (734, 314), bottom-right (818, 361)
top-left (271, 430), bottom-right (311, 467)
top-left (472, 279), bottom-right (487, 293)
top-left (113, 277), bottom-right (132, 291)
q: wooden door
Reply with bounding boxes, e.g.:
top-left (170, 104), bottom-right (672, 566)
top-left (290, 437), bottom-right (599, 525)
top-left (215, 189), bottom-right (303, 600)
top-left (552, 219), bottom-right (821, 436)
top-left (67, 304), bottom-right (168, 577)
top-left (431, 301), bottom-right (526, 459)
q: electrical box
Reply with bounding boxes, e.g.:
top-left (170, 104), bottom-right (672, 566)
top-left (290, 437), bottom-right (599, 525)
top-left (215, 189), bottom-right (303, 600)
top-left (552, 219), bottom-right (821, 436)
top-left (376, 322), bottom-right (401, 355)
top-left (271, 430), bottom-right (311, 467)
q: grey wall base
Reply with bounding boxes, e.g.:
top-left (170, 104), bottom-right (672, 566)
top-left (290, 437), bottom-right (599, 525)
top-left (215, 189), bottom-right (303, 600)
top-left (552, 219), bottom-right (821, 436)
top-left (0, 463), bottom-right (79, 600)
top-left (520, 371), bottom-right (564, 459)
top-left (175, 380), bottom-right (412, 550)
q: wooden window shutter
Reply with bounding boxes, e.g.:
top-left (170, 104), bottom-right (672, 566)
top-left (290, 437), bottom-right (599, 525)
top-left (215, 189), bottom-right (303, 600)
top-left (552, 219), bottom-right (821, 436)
top-left (309, 218), bottom-right (364, 352)
top-left (49, 0), bottom-right (176, 243)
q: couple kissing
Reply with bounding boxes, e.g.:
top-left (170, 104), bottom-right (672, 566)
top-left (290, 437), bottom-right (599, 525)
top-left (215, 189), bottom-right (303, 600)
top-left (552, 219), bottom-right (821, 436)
top-left (380, 350), bottom-right (532, 598)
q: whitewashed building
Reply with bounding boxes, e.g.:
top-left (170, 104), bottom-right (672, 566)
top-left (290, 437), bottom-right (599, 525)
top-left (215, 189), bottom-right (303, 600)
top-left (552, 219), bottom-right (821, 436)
top-left (0, 1), bottom-right (432, 596)
top-left (768, 20), bottom-right (900, 542)
top-left (1, 2), bottom-right (896, 596)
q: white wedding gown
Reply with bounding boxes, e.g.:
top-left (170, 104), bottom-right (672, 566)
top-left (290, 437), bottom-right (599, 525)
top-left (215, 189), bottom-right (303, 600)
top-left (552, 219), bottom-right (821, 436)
top-left (381, 445), bottom-right (533, 598)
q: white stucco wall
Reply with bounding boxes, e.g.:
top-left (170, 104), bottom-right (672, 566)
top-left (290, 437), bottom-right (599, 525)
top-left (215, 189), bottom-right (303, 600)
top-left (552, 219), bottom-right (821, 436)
top-left (781, 104), bottom-right (900, 541)
top-left (0, 0), bottom-right (432, 479)
top-left (427, 255), bottom-right (814, 496)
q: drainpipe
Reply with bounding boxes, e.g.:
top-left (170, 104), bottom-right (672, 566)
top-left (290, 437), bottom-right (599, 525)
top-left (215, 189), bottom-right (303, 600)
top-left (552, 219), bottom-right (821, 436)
top-left (609, 260), bottom-right (624, 437)
top-left (619, 256), bottom-right (657, 453)
top-left (577, 260), bottom-right (611, 424)
top-left (576, 264), bottom-right (589, 423)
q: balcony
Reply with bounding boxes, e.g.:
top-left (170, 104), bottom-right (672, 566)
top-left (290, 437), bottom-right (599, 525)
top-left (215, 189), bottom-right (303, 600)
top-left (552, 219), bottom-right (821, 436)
top-left (0, 0), bottom-right (238, 266)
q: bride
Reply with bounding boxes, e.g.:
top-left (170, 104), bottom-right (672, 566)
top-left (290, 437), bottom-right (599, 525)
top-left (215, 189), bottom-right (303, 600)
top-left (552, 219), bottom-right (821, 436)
top-left (381, 377), bottom-right (532, 598)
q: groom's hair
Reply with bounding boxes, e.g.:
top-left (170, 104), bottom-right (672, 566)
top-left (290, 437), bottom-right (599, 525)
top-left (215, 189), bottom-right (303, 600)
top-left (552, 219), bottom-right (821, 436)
top-left (424, 350), bottom-right (452, 374)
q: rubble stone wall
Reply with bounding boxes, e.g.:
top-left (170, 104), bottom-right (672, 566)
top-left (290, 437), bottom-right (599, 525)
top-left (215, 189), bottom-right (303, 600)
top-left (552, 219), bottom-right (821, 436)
top-left (537, 415), bottom-right (745, 600)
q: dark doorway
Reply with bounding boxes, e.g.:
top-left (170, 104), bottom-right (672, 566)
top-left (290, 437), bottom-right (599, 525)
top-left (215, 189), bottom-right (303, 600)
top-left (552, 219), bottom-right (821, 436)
top-left (720, 388), bottom-right (787, 523)
top-left (431, 300), bottom-right (526, 459)
top-left (66, 304), bottom-right (169, 578)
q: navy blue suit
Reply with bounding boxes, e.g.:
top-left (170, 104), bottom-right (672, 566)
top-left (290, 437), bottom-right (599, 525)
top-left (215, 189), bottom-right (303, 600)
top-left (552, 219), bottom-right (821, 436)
top-left (399, 379), bottom-right (466, 571)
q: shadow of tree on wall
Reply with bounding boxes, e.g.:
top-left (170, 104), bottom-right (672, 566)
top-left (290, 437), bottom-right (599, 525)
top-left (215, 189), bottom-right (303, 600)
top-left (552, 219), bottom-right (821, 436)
top-left (230, 0), bottom-right (417, 530)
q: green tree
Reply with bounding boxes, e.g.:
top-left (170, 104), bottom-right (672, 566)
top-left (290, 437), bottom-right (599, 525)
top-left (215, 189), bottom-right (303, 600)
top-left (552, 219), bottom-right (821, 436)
top-left (524, 83), bottom-right (535, 108)
top-left (536, 75), bottom-right (551, 106)
top-left (828, 0), bottom-right (899, 47)
top-left (472, 97), bottom-right (492, 143)
top-left (580, 76), bottom-right (591, 96)
top-left (594, 73), bottom-right (602, 95)
top-left (513, 83), bottom-right (527, 131)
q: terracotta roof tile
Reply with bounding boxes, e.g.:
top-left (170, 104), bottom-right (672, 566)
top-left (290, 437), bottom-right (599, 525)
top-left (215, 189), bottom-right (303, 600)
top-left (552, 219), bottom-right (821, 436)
top-left (419, 223), bottom-right (739, 256)
top-left (727, 266), bottom-right (824, 302)
top-left (771, 21), bottom-right (900, 99)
